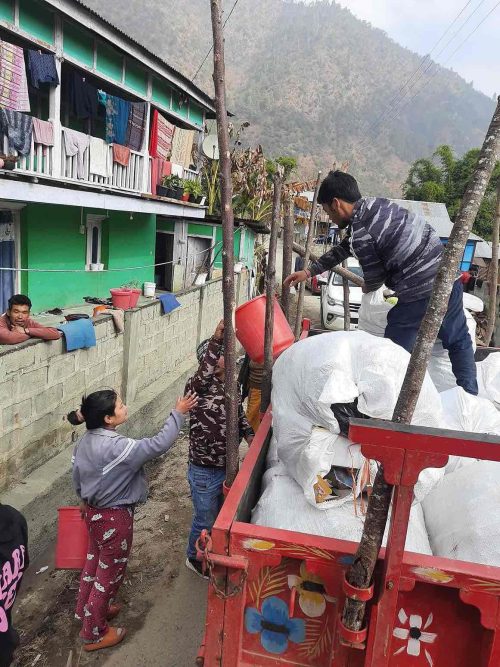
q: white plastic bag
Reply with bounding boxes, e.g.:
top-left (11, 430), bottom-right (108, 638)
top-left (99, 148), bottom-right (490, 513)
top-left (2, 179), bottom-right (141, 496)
top-left (357, 288), bottom-right (393, 337)
top-left (440, 387), bottom-right (500, 434)
top-left (476, 353), bottom-right (500, 407)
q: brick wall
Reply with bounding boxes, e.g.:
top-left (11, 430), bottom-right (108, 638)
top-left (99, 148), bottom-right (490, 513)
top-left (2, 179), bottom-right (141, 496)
top-left (0, 273), bottom-right (249, 492)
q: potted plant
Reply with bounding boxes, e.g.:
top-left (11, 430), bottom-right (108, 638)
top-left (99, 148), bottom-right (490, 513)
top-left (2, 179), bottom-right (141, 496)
top-left (109, 280), bottom-right (142, 309)
top-left (157, 174), bottom-right (183, 199)
top-left (183, 178), bottom-right (204, 204)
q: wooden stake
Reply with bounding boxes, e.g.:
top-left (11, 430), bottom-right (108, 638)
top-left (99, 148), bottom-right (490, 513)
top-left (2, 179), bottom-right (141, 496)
top-left (342, 96), bottom-right (500, 632)
top-left (281, 194), bottom-right (295, 322)
top-left (292, 241), bottom-right (364, 288)
top-left (294, 172), bottom-right (322, 339)
top-left (485, 181), bottom-right (500, 346)
top-left (261, 173), bottom-right (283, 413)
top-left (341, 230), bottom-right (351, 330)
top-left (209, 0), bottom-right (239, 487)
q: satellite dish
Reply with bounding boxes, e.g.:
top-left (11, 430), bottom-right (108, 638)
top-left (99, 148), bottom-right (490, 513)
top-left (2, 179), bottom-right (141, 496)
top-left (202, 134), bottom-right (220, 160)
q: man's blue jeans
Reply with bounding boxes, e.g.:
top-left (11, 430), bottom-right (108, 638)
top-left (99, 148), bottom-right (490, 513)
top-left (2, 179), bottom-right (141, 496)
top-left (385, 279), bottom-right (478, 395)
top-left (187, 463), bottom-right (226, 560)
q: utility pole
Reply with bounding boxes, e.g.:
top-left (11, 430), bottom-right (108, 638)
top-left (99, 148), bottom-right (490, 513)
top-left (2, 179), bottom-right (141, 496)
top-left (485, 181), bottom-right (500, 346)
top-left (209, 0), bottom-right (239, 487)
top-left (342, 96), bottom-right (500, 633)
top-left (261, 173), bottom-right (283, 414)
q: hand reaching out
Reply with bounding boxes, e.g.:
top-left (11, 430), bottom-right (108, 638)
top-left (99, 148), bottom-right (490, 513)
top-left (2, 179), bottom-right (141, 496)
top-left (283, 270), bottom-right (309, 288)
top-left (214, 319), bottom-right (224, 341)
top-left (175, 390), bottom-right (198, 414)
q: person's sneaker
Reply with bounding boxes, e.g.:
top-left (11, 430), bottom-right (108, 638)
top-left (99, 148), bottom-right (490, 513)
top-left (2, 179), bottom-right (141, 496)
top-left (185, 557), bottom-right (209, 580)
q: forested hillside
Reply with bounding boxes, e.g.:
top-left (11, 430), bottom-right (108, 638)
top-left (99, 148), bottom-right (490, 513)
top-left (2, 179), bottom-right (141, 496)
top-left (82, 0), bottom-right (495, 196)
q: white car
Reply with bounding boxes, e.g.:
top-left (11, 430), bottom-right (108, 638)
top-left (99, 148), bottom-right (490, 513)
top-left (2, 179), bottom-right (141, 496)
top-left (320, 259), bottom-right (364, 330)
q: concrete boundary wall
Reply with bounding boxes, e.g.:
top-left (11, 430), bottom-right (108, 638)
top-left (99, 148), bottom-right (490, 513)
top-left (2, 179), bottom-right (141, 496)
top-left (0, 272), bottom-right (249, 493)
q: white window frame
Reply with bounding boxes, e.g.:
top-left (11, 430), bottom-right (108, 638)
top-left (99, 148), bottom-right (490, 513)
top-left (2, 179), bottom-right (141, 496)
top-left (86, 214), bottom-right (106, 270)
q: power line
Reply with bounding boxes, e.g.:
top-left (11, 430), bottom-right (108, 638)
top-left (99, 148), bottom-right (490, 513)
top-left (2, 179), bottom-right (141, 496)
top-left (191, 0), bottom-right (241, 82)
top-left (360, 0), bottom-right (492, 148)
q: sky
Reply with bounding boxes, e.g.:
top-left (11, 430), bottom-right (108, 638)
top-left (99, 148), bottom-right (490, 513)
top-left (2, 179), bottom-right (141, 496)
top-left (329, 0), bottom-right (500, 98)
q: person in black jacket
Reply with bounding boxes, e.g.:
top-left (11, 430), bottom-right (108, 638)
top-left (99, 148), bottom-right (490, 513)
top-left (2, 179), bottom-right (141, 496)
top-left (0, 504), bottom-right (29, 667)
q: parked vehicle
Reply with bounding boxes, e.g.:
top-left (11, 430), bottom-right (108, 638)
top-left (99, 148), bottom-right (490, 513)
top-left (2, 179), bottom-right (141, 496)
top-left (196, 337), bottom-right (500, 667)
top-left (306, 270), bottom-right (328, 295)
top-left (320, 258), bottom-right (363, 330)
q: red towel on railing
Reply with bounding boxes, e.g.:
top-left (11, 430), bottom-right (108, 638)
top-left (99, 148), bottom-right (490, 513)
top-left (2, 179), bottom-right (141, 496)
top-left (149, 109), bottom-right (174, 160)
top-left (112, 143), bottom-right (131, 167)
top-left (150, 157), bottom-right (171, 192)
top-left (32, 118), bottom-right (54, 146)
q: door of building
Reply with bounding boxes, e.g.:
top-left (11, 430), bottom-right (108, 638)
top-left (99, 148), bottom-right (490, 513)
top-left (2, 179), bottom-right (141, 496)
top-left (155, 232), bottom-right (174, 291)
top-left (186, 236), bottom-right (211, 287)
top-left (0, 209), bottom-right (19, 313)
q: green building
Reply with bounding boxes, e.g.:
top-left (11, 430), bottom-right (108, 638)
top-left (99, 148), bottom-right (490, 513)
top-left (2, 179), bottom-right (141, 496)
top-left (0, 0), bottom-right (257, 312)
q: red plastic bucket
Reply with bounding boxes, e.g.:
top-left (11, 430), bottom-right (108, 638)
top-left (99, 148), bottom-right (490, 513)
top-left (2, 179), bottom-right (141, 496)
top-left (110, 288), bottom-right (132, 309)
top-left (129, 288), bottom-right (141, 308)
top-left (55, 507), bottom-right (89, 570)
top-left (235, 295), bottom-right (295, 364)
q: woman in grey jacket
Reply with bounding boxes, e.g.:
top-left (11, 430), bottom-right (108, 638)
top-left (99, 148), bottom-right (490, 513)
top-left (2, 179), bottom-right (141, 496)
top-left (69, 388), bottom-right (197, 652)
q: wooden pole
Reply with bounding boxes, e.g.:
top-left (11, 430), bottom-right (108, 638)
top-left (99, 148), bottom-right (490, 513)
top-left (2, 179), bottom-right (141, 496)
top-left (342, 96), bottom-right (500, 632)
top-left (209, 0), bottom-right (239, 488)
top-left (294, 172), bottom-right (321, 339)
top-left (341, 230), bottom-right (351, 330)
top-left (281, 194), bottom-right (294, 322)
top-left (261, 173), bottom-right (283, 413)
top-left (485, 181), bottom-right (500, 346)
top-left (292, 241), bottom-right (364, 288)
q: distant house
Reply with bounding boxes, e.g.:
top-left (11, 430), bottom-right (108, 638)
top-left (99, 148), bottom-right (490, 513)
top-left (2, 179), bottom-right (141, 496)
top-left (0, 0), bottom-right (258, 311)
top-left (392, 200), bottom-right (482, 271)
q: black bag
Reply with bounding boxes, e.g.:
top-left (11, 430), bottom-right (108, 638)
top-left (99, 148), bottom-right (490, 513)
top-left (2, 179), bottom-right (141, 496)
top-left (330, 398), bottom-right (368, 437)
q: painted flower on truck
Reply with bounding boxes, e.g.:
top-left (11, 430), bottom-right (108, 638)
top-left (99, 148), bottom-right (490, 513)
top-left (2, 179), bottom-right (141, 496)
top-left (245, 596), bottom-right (305, 654)
top-left (287, 562), bottom-right (336, 618)
top-left (393, 608), bottom-right (437, 666)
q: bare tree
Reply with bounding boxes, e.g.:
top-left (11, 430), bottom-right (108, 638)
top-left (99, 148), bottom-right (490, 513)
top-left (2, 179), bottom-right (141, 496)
top-left (292, 242), bottom-right (364, 288)
top-left (209, 0), bottom-right (239, 487)
top-left (281, 195), bottom-right (295, 322)
top-left (342, 96), bottom-right (500, 632)
top-left (261, 173), bottom-right (283, 413)
top-left (485, 181), bottom-right (500, 346)
top-left (294, 172), bottom-right (321, 339)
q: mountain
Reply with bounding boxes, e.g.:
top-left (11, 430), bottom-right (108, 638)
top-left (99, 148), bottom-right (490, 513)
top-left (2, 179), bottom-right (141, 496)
top-left (81, 0), bottom-right (495, 196)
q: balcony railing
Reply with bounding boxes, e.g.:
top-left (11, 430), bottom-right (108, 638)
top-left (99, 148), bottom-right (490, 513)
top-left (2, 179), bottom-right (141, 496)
top-left (1, 132), bottom-right (54, 177)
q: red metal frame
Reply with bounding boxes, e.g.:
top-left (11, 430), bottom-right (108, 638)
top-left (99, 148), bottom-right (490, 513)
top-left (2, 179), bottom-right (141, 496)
top-left (199, 413), bottom-right (500, 666)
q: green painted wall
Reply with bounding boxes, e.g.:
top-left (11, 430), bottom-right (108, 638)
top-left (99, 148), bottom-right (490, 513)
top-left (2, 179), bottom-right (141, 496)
top-left (0, 0), bottom-right (14, 23)
top-left (187, 223), bottom-right (212, 237)
top-left (21, 204), bottom-right (155, 310)
top-left (172, 88), bottom-right (188, 119)
top-left (19, 0), bottom-right (54, 44)
top-left (189, 102), bottom-right (204, 128)
top-left (63, 21), bottom-right (94, 68)
top-left (157, 219), bottom-right (175, 233)
top-left (125, 59), bottom-right (147, 96)
top-left (213, 226), bottom-right (243, 269)
top-left (96, 41), bottom-right (123, 82)
top-left (152, 78), bottom-right (171, 109)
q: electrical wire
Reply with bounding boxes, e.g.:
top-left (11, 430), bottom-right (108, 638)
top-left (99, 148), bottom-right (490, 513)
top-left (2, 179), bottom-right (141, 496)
top-left (191, 0), bottom-right (241, 82)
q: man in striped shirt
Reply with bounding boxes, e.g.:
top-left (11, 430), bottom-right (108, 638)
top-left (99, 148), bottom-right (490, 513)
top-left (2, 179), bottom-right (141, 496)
top-left (285, 171), bottom-right (477, 395)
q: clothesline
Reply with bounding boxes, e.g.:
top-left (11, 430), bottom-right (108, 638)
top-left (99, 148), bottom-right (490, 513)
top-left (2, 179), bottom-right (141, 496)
top-left (0, 227), bottom-right (245, 273)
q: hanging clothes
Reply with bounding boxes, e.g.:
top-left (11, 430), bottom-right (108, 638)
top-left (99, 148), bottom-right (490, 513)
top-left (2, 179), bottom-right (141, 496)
top-left (63, 127), bottom-right (90, 180)
top-left (171, 163), bottom-right (183, 178)
top-left (67, 71), bottom-right (98, 119)
top-left (0, 211), bottom-right (15, 315)
top-left (149, 109), bottom-right (174, 160)
top-left (150, 157), bottom-right (171, 191)
top-left (0, 39), bottom-right (30, 112)
top-left (89, 136), bottom-right (110, 177)
top-left (32, 118), bottom-right (54, 146)
top-left (125, 102), bottom-right (146, 152)
top-left (170, 127), bottom-right (195, 170)
top-left (0, 109), bottom-right (33, 156)
top-left (112, 143), bottom-right (131, 167)
top-left (100, 93), bottom-right (130, 145)
top-left (27, 50), bottom-right (59, 89)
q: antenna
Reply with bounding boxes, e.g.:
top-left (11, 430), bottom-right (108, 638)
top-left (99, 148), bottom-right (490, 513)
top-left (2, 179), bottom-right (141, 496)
top-left (202, 134), bottom-right (220, 160)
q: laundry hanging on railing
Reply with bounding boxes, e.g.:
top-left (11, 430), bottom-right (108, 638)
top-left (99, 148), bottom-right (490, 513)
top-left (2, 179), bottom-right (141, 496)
top-left (0, 39), bottom-right (30, 112)
top-left (32, 118), bottom-right (54, 156)
top-left (125, 102), bottom-right (146, 152)
top-left (98, 91), bottom-right (130, 145)
top-left (170, 126), bottom-right (195, 170)
top-left (89, 136), bottom-right (110, 177)
top-left (27, 50), bottom-right (59, 89)
top-left (0, 109), bottom-right (33, 156)
top-left (67, 71), bottom-right (98, 119)
top-left (150, 157), bottom-right (171, 190)
top-left (63, 127), bottom-right (90, 179)
top-left (149, 109), bottom-right (174, 160)
top-left (112, 143), bottom-right (131, 167)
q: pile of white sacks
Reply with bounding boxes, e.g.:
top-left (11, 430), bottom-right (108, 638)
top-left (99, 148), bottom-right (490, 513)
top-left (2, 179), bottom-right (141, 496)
top-left (251, 293), bottom-right (500, 567)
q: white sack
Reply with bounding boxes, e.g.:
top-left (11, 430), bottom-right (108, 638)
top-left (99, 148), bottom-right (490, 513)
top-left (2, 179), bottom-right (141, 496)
top-left (252, 469), bottom-right (432, 555)
top-left (440, 387), bottom-right (500, 434)
top-left (477, 353), bottom-right (500, 407)
top-left (272, 331), bottom-right (443, 508)
top-left (357, 288), bottom-right (392, 337)
top-left (422, 461), bottom-right (500, 566)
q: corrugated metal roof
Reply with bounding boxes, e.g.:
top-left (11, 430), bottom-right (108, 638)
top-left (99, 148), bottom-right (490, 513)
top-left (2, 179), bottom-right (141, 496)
top-left (475, 240), bottom-right (498, 259)
top-left (391, 199), bottom-right (483, 241)
top-left (71, 0), bottom-right (215, 112)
